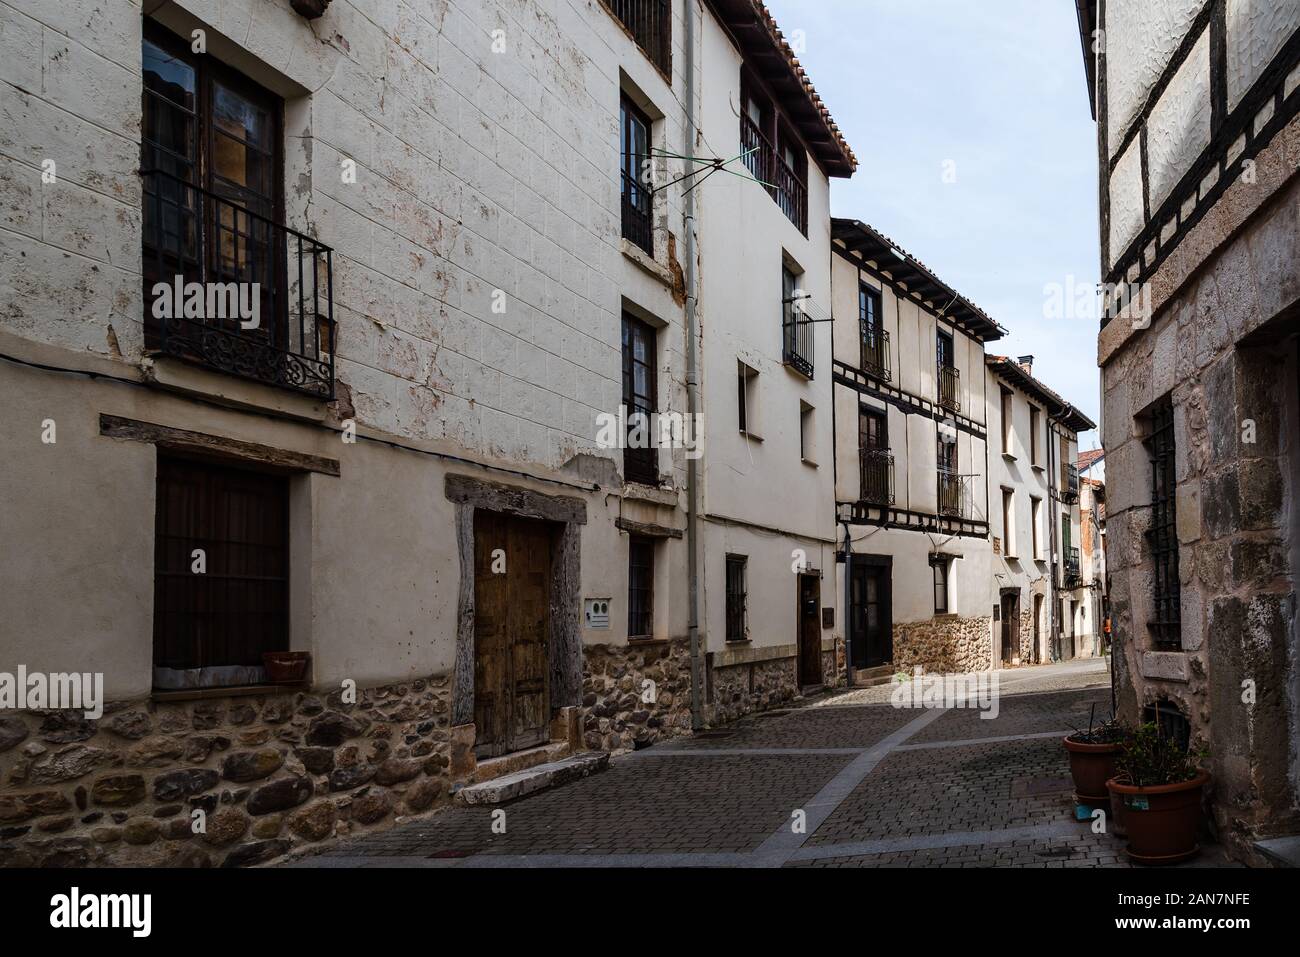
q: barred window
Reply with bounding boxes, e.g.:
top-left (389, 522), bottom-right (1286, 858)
top-left (154, 456), bottom-right (288, 685)
top-left (1146, 399), bottom-right (1180, 648)
top-left (725, 555), bottom-right (747, 642)
top-left (627, 536), bottom-right (655, 639)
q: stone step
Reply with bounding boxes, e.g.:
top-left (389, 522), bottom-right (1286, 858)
top-left (469, 741), bottom-right (570, 785)
top-left (456, 751), bottom-right (610, 806)
top-left (853, 665), bottom-right (896, 687)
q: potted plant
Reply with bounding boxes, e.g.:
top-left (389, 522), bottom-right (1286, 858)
top-left (1107, 721), bottom-right (1209, 865)
top-left (1063, 705), bottom-right (1124, 809)
top-left (262, 650), bottom-right (310, 684)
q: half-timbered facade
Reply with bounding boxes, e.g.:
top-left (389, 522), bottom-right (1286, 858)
top-left (1077, 0), bottom-right (1300, 862)
top-left (830, 219), bottom-right (1004, 678)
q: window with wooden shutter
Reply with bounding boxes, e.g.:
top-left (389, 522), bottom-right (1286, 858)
top-left (153, 456), bottom-right (289, 687)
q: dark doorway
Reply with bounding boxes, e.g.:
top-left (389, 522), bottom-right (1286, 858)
top-left (850, 557), bottom-right (892, 668)
top-left (1000, 590), bottom-right (1021, 666)
top-left (473, 510), bottom-right (554, 758)
top-left (797, 574), bottom-right (822, 688)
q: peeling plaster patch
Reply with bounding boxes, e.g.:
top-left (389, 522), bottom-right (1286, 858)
top-left (1147, 31), bottom-right (1211, 211)
top-left (1109, 138), bottom-right (1145, 266)
top-left (1105, 0), bottom-right (1205, 156)
top-left (1226, 0), bottom-right (1300, 111)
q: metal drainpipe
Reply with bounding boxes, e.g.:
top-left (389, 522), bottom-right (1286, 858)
top-left (843, 520), bottom-right (854, 687)
top-left (1046, 417), bottom-right (1059, 663)
top-left (683, 0), bottom-right (703, 731)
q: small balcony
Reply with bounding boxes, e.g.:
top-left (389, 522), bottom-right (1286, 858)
top-left (601, 0), bottom-right (671, 74)
top-left (937, 468), bottom-right (963, 518)
top-left (741, 113), bottom-right (808, 235)
top-left (859, 449), bottom-right (895, 506)
top-left (621, 168), bottom-right (653, 255)
top-left (142, 169), bottom-right (334, 399)
top-left (1063, 546), bottom-right (1082, 587)
top-left (860, 328), bottom-right (891, 382)
top-left (937, 363), bottom-right (961, 413)
top-left (782, 310), bottom-right (814, 379)
top-left (1062, 463), bottom-right (1080, 504)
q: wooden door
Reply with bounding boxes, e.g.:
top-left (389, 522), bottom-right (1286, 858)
top-left (797, 574), bottom-right (822, 688)
top-left (1000, 592), bottom-right (1020, 666)
top-left (850, 561), bottom-right (892, 669)
top-left (473, 511), bottom-right (553, 758)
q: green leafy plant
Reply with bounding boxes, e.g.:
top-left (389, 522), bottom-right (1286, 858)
top-left (1114, 722), bottom-right (1204, 787)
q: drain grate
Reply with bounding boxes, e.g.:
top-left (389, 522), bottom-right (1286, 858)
top-left (693, 730), bottom-right (736, 739)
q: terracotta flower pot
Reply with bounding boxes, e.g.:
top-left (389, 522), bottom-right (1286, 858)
top-left (1107, 771), bottom-right (1210, 865)
top-left (262, 651), bottom-right (310, 684)
top-left (1063, 735), bottom-right (1120, 808)
top-left (1107, 778), bottom-right (1128, 838)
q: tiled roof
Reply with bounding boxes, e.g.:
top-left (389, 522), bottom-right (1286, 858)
top-left (704, 0), bottom-right (857, 176)
top-left (1078, 448), bottom-right (1105, 470)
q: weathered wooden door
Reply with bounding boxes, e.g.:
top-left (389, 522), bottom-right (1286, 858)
top-left (797, 574), bottom-right (822, 688)
top-left (473, 511), bottom-right (553, 758)
top-left (1000, 591), bottom-right (1020, 666)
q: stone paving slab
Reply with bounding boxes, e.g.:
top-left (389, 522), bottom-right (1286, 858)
top-left (648, 702), bottom-right (919, 752)
top-left (302, 752), bottom-right (853, 860)
top-left (805, 735), bottom-right (1078, 845)
top-left (288, 660), bottom-right (1230, 869)
top-left (906, 686), bottom-right (1111, 743)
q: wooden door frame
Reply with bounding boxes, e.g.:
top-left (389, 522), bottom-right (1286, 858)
top-left (796, 572), bottom-right (822, 689)
top-left (447, 475), bottom-right (586, 735)
top-left (999, 588), bottom-right (1020, 666)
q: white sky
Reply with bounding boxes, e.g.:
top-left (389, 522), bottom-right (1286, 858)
top-left (764, 0), bottom-right (1102, 450)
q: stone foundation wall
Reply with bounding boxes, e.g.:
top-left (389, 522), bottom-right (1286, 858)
top-left (1019, 611), bottom-right (1036, 664)
top-left (1102, 169), bottom-right (1300, 859)
top-left (708, 656), bottom-right (798, 725)
top-left (893, 616), bottom-right (993, 674)
top-left (581, 640), bottom-right (693, 752)
top-left (0, 678), bottom-right (454, 868)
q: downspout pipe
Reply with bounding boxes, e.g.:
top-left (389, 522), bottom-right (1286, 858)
top-left (1046, 417), bottom-right (1059, 663)
top-left (683, 0), bottom-right (703, 731)
top-left (843, 520), bottom-right (854, 687)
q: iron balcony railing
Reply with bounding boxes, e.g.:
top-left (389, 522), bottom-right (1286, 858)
top-left (860, 449), bottom-right (895, 506)
top-left (1063, 546), bottom-right (1082, 587)
top-left (141, 168), bottom-right (334, 399)
top-left (782, 303), bottom-right (814, 379)
top-left (1062, 463), bottom-right (1080, 504)
top-left (937, 362), bottom-right (961, 413)
top-left (860, 327), bottom-right (891, 382)
top-left (621, 168), bottom-right (653, 255)
top-left (602, 0), bottom-right (671, 74)
top-left (937, 468), bottom-right (963, 518)
top-left (740, 112), bottom-right (808, 235)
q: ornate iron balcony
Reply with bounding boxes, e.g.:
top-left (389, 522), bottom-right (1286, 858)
top-left (783, 311), bottom-right (814, 378)
top-left (937, 468), bottom-right (964, 518)
top-left (1063, 546), bottom-right (1082, 587)
top-left (860, 328), bottom-right (891, 382)
top-left (1062, 463), bottom-right (1080, 504)
top-left (141, 169), bottom-right (334, 399)
top-left (741, 112), bottom-right (808, 235)
top-left (860, 449), bottom-right (895, 505)
top-left (937, 363), bottom-right (961, 413)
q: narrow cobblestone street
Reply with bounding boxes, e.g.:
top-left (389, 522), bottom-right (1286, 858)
top-left (287, 660), bottom-right (1232, 868)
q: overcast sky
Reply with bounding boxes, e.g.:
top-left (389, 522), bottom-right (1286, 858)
top-left (764, 0), bottom-right (1102, 450)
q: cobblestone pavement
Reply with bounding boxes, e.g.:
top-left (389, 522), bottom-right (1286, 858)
top-left (286, 659), bottom-right (1235, 868)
